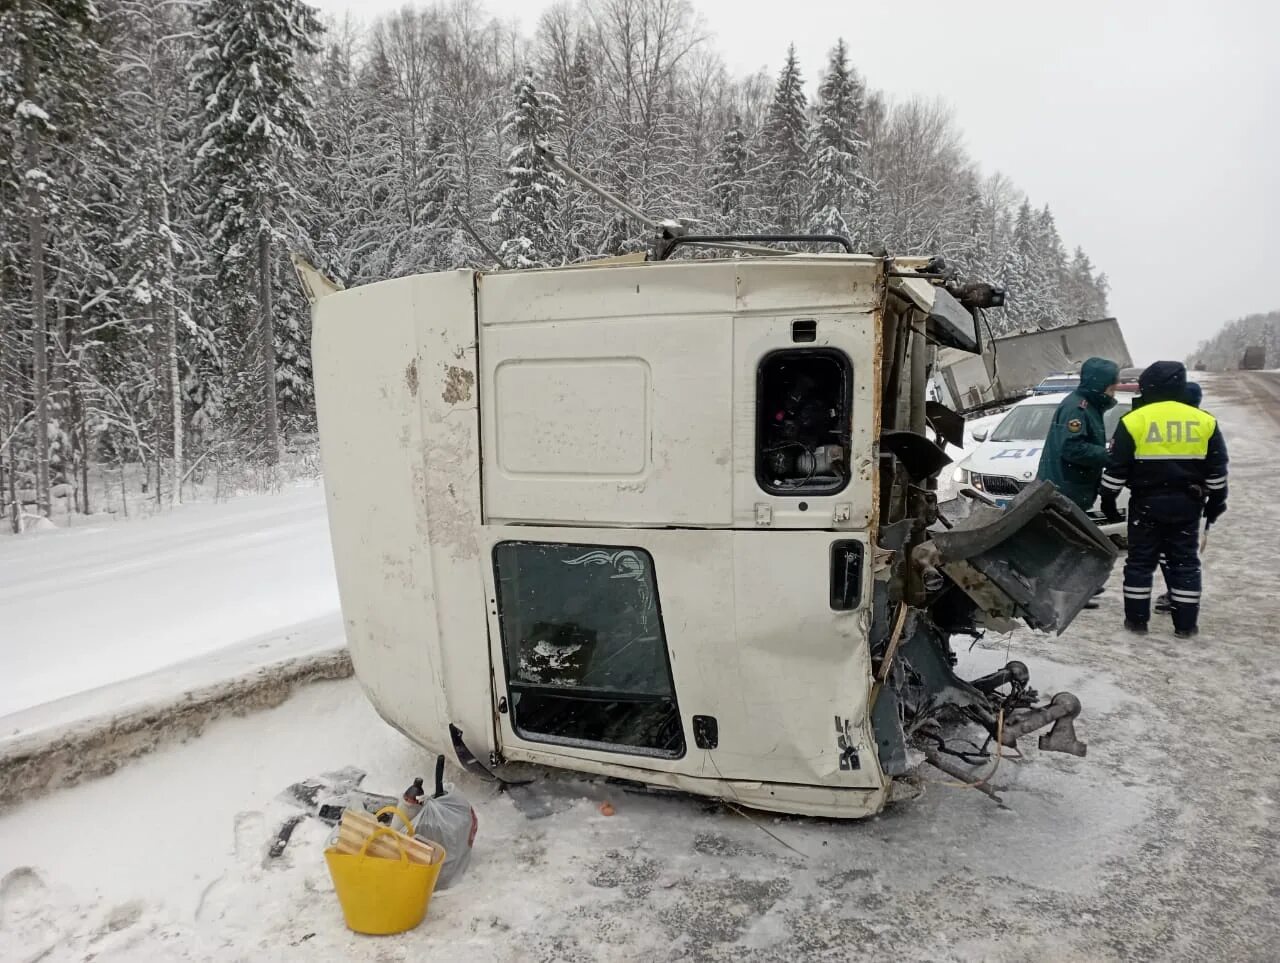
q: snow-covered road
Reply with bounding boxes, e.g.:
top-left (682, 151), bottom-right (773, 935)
top-left (2, 374), bottom-right (1279, 961)
top-left (0, 484), bottom-right (341, 719)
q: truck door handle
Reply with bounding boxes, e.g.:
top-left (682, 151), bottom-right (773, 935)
top-left (830, 541), bottom-right (864, 610)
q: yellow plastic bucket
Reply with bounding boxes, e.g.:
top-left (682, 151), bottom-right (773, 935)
top-left (324, 822), bottom-right (446, 935)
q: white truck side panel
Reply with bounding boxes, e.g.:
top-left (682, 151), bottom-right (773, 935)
top-left (479, 314), bottom-right (734, 526)
top-left (314, 257), bottom-right (897, 817)
top-left (478, 257), bottom-right (881, 529)
top-left (313, 271), bottom-right (493, 759)
top-left (481, 527), bottom-right (882, 790)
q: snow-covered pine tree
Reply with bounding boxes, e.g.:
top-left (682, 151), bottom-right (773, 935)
top-left (807, 39), bottom-right (869, 241)
top-left (52, 79), bottom-right (127, 511)
top-left (491, 70), bottom-right (566, 269)
top-left (1005, 199), bottom-right (1072, 330)
top-left (1065, 246), bottom-right (1105, 321)
top-left (299, 30), bottom-right (360, 285)
top-left (0, 77), bottom-right (20, 527)
top-left (1, 7), bottom-right (29, 528)
top-left (1091, 271), bottom-right (1110, 319)
top-left (560, 38), bottom-right (598, 260)
top-left (1000, 200), bottom-right (1036, 329)
top-left (711, 110), bottom-right (750, 230)
top-left (109, 0), bottom-right (201, 506)
top-left (759, 45), bottom-right (809, 233)
top-left (2, 0), bottom-right (101, 515)
top-left (189, 0), bottom-right (321, 462)
top-left (1035, 204), bottom-right (1068, 326)
top-left (536, 11), bottom-right (597, 261)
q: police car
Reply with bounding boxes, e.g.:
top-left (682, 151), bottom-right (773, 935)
top-left (951, 391), bottom-right (1136, 534)
top-left (1030, 373), bottom-right (1080, 395)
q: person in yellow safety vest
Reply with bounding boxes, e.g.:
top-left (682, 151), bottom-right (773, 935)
top-left (1100, 362), bottom-right (1228, 639)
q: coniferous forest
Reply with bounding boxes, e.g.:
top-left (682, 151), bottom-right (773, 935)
top-left (0, 0), bottom-right (1113, 528)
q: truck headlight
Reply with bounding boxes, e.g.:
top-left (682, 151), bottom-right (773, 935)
top-left (952, 467), bottom-right (969, 484)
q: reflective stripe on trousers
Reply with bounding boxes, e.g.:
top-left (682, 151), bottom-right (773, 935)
top-left (1123, 514), bottom-right (1202, 632)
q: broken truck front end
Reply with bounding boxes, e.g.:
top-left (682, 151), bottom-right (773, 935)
top-left (310, 248), bottom-right (1114, 819)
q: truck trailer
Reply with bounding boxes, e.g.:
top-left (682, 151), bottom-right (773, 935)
top-left (934, 317), bottom-right (1133, 413)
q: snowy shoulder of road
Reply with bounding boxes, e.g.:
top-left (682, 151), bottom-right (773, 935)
top-left (0, 484), bottom-right (341, 722)
top-left (0, 663), bottom-right (1160, 963)
top-left (0, 614), bottom-right (343, 749)
top-left (3, 376), bottom-right (1279, 960)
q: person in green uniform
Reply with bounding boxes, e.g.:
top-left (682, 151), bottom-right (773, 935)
top-left (1035, 356), bottom-right (1121, 511)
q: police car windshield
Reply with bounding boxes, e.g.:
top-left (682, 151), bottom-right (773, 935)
top-left (989, 402), bottom-right (1131, 443)
top-left (990, 405), bottom-right (1056, 442)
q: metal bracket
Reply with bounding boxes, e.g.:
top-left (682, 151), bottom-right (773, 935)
top-left (1000, 692), bottom-right (1087, 757)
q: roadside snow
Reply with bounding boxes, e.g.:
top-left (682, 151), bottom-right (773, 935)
top-left (0, 484), bottom-right (339, 719)
top-left (0, 668), bottom-right (1158, 963)
top-left (0, 614), bottom-right (343, 746)
top-left (3, 376), bottom-right (1279, 959)
top-left (15, 100), bottom-right (51, 123)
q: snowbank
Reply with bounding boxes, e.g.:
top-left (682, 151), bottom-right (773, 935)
top-left (0, 485), bottom-right (340, 718)
top-left (0, 628), bottom-right (350, 810)
top-left (0, 665), bottom-right (1160, 962)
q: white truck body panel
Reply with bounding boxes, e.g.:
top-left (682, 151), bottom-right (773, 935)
top-left (314, 256), bottom-right (898, 818)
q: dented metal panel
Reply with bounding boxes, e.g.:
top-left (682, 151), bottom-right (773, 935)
top-left (312, 270), bottom-right (492, 762)
top-left (479, 524), bottom-right (885, 805)
top-left (929, 482), bottom-right (1118, 633)
top-left (313, 251), bottom-right (1089, 821)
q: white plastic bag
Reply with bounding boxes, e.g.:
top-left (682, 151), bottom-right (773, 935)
top-left (409, 756), bottom-right (477, 889)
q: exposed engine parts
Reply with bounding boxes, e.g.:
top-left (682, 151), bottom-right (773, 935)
top-left (758, 351), bottom-right (852, 492)
top-left (875, 451), bottom-right (1109, 797)
top-left (1001, 692), bottom-right (1087, 758)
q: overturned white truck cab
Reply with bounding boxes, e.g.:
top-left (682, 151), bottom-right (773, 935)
top-left (306, 245), bottom-right (1116, 819)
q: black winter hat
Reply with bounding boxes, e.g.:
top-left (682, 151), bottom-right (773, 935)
top-left (1137, 361), bottom-right (1187, 402)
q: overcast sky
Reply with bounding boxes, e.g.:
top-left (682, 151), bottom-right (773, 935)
top-left (311, 0), bottom-right (1279, 364)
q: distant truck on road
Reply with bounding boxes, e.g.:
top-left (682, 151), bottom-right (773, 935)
top-left (1241, 346), bottom-right (1266, 370)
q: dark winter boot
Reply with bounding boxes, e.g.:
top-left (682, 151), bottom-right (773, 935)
top-left (1154, 593), bottom-right (1171, 614)
top-left (1174, 627), bottom-right (1199, 640)
top-left (1124, 619), bottom-right (1148, 635)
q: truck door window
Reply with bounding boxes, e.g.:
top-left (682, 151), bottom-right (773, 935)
top-left (756, 348), bottom-right (852, 495)
top-left (492, 542), bottom-right (685, 758)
